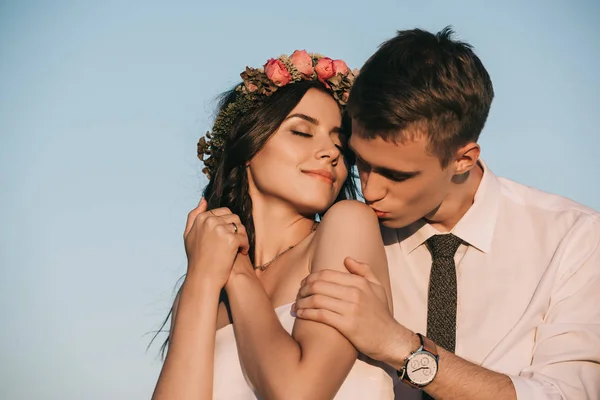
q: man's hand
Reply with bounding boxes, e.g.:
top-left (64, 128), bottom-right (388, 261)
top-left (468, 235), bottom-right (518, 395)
top-left (293, 257), bottom-right (417, 363)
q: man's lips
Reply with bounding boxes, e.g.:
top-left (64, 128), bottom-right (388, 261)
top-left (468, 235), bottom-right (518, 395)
top-left (371, 207), bottom-right (390, 218)
top-left (302, 169), bottom-right (335, 184)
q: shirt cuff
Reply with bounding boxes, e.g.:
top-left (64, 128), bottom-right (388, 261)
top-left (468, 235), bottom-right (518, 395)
top-left (509, 374), bottom-right (564, 400)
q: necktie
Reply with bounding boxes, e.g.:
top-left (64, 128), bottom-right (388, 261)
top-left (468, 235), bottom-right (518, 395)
top-left (426, 233), bottom-right (462, 351)
top-left (422, 234), bottom-right (462, 400)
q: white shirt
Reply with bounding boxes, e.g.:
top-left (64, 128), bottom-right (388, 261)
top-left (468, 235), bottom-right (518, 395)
top-left (384, 161), bottom-right (600, 399)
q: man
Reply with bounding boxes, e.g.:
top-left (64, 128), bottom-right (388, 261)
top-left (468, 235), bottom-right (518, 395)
top-left (293, 27), bottom-right (600, 399)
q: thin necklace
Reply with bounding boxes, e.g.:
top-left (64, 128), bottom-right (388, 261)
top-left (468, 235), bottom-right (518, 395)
top-left (254, 222), bottom-right (318, 271)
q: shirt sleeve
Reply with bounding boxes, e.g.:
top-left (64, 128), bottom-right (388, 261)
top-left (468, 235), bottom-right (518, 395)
top-left (510, 214), bottom-right (600, 399)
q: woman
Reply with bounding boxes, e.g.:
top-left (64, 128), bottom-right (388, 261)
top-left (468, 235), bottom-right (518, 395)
top-left (152, 50), bottom-right (394, 399)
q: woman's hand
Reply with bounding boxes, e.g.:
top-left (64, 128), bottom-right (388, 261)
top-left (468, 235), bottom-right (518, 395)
top-left (184, 198), bottom-right (250, 288)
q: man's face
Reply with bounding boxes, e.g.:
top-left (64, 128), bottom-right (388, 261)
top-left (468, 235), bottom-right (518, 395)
top-left (349, 122), bottom-right (456, 229)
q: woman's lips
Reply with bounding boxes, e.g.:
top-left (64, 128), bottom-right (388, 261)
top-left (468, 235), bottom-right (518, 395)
top-left (302, 169), bottom-right (335, 185)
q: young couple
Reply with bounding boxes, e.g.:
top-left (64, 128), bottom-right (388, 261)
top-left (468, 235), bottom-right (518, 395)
top-left (152, 27), bottom-right (600, 400)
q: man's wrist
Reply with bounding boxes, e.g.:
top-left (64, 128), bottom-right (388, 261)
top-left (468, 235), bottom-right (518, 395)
top-left (385, 323), bottom-right (421, 370)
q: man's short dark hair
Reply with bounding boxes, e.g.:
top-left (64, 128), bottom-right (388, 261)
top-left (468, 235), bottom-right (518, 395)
top-left (347, 27), bottom-right (494, 167)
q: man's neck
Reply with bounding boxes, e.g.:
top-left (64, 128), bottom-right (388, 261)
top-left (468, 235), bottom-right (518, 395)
top-left (425, 162), bottom-right (484, 233)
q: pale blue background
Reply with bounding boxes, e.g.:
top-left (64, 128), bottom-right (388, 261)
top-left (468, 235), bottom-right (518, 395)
top-left (1, 1), bottom-right (598, 399)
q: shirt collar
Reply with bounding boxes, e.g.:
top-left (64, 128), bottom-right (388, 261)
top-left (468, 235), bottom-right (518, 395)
top-left (396, 160), bottom-right (501, 254)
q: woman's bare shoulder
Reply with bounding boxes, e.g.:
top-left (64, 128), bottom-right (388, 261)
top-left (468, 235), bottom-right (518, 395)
top-left (319, 200), bottom-right (379, 231)
top-left (308, 199), bottom-right (382, 257)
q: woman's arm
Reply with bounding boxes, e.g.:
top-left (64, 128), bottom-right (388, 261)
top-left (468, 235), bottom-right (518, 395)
top-left (225, 200), bottom-right (392, 400)
top-left (151, 278), bottom-right (220, 400)
top-left (152, 202), bottom-right (250, 400)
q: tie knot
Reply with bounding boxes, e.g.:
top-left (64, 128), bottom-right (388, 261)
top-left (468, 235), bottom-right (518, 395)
top-left (426, 234), bottom-right (463, 258)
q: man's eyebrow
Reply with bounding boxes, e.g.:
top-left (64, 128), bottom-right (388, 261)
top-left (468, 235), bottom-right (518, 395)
top-left (285, 113), bottom-right (342, 133)
top-left (353, 152), bottom-right (421, 177)
top-left (376, 166), bottom-right (421, 178)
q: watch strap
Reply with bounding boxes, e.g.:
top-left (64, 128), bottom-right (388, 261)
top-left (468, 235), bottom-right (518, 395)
top-left (421, 334), bottom-right (438, 357)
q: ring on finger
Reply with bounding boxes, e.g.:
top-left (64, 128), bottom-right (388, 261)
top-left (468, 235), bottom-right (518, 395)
top-left (231, 222), bottom-right (238, 234)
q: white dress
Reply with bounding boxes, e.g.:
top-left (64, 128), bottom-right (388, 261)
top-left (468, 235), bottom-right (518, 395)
top-left (213, 302), bottom-right (395, 399)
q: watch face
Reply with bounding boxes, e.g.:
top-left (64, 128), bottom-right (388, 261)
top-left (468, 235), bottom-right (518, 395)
top-left (406, 352), bottom-right (437, 385)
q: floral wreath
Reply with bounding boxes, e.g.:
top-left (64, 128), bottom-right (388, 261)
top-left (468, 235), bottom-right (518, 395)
top-left (197, 50), bottom-right (358, 178)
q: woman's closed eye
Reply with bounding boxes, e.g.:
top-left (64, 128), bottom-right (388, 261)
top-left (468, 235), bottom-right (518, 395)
top-left (291, 130), bottom-right (312, 138)
top-left (291, 130), bottom-right (346, 155)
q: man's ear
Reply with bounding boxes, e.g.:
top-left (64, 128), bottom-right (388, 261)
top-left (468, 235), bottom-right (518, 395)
top-left (453, 142), bottom-right (480, 175)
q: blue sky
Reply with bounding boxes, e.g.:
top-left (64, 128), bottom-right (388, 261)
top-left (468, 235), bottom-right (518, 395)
top-left (1, 1), bottom-right (598, 399)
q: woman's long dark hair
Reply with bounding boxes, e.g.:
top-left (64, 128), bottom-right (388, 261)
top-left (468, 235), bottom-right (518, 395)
top-left (150, 79), bottom-right (358, 357)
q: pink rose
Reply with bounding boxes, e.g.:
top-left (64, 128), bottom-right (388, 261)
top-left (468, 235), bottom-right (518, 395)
top-left (264, 58), bottom-right (292, 87)
top-left (332, 59), bottom-right (349, 75)
top-left (290, 50), bottom-right (314, 77)
top-left (341, 91), bottom-right (349, 103)
top-left (315, 57), bottom-right (335, 85)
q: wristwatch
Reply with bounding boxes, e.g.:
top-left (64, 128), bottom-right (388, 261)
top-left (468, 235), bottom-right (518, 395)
top-left (398, 333), bottom-right (439, 388)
